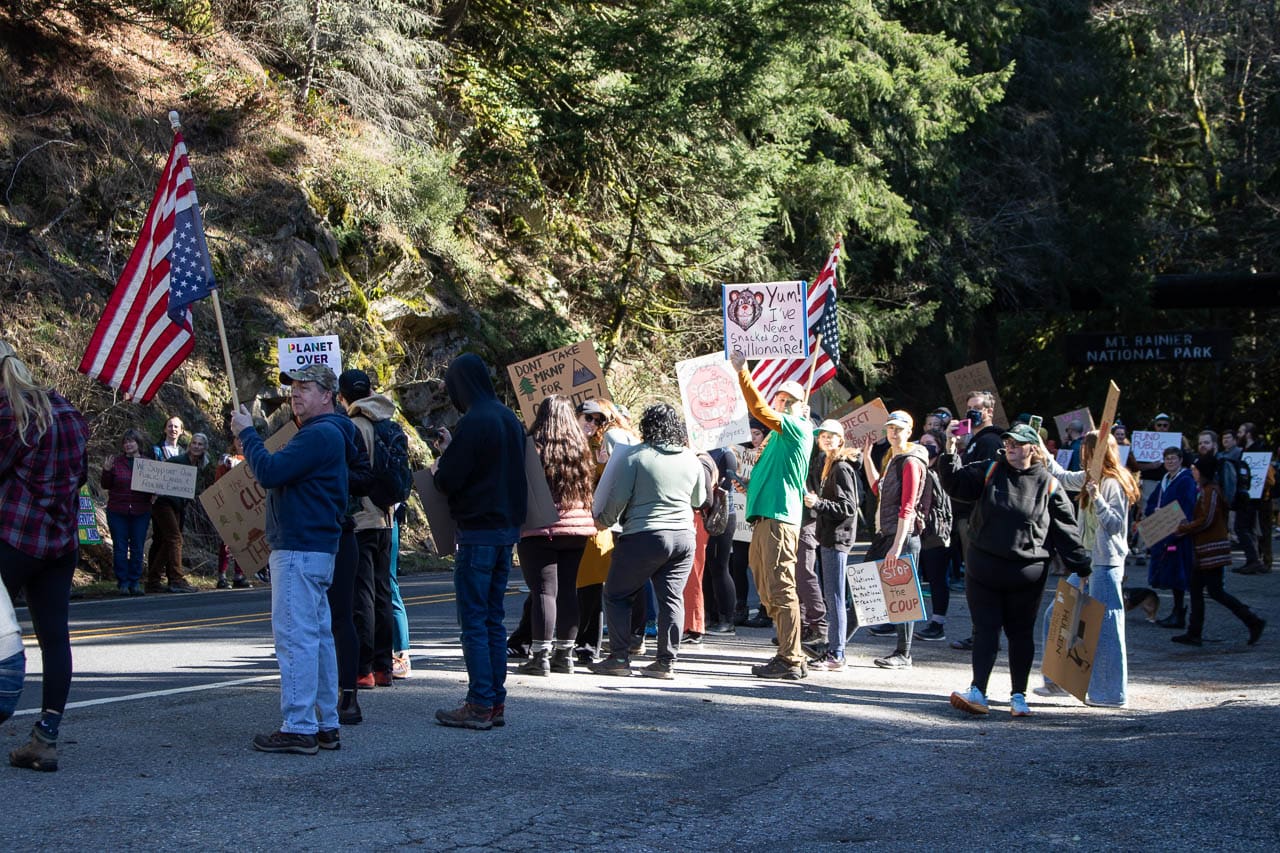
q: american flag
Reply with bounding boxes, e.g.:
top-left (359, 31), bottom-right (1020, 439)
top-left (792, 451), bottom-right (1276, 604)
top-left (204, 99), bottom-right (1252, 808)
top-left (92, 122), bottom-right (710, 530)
top-left (750, 238), bottom-right (842, 398)
top-left (79, 129), bottom-right (216, 404)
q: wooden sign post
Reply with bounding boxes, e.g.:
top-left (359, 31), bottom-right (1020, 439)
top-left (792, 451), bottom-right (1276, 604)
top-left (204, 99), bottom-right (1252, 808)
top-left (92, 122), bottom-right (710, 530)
top-left (1089, 381), bottom-right (1121, 484)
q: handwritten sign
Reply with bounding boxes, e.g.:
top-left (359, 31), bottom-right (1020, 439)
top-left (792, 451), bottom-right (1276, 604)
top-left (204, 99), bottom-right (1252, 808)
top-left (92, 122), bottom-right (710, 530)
top-left (1053, 407), bottom-right (1095, 442)
top-left (1055, 449), bottom-right (1074, 469)
top-left (1136, 501), bottom-right (1186, 548)
top-left (413, 468), bottom-right (455, 556)
top-left (77, 486), bottom-right (101, 545)
top-left (722, 281), bottom-right (809, 360)
top-left (507, 340), bottom-right (610, 426)
top-left (944, 361), bottom-right (1009, 429)
top-left (849, 553), bottom-right (925, 626)
top-left (676, 353), bottom-right (749, 451)
top-left (838, 397), bottom-right (890, 446)
top-left (731, 491), bottom-right (751, 544)
top-left (1041, 578), bottom-right (1105, 703)
top-left (278, 334), bottom-right (342, 374)
top-left (1242, 452), bottom-right (1273, 500)
top-left (1130, 431), bottom-right (1182, 464)
top-left (131, 457), bottom-right (199, 499)
top-left (1090, 381), bottom-right (1121, 484)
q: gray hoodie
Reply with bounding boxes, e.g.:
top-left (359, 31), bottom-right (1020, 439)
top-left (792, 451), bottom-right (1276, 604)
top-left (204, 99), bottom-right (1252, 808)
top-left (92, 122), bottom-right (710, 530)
top-left (594, 443), bottom-right (707, 537)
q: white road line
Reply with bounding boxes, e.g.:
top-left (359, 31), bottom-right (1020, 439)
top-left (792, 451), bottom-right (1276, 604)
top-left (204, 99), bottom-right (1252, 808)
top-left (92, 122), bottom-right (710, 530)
top-left (10, 674), bottom-right (280, 717)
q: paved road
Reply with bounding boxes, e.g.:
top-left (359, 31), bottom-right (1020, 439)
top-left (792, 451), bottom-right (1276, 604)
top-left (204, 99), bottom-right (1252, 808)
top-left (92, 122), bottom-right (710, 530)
top-left (5, 559), bottom-right (1280, 850)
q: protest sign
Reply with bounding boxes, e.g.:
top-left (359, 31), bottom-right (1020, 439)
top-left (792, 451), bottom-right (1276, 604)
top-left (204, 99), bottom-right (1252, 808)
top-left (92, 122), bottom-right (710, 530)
top-left (1130, 430), bottom-right (1182, 464)
top-left (1242, 452), bottom-right (1273, 500)
top-left (1118, 445), bottom-right (1130, 467)
top-left (1053, 407), bottom-right (1095, 442)
top-left (849, 553), bottom-right (925, 626)
top-left (1041, 578), bottom-right (1105, 703)
top-left (507, 340), bottom-right (610, 426)
top-left (731, 491), bottom-right (751, 544)
top-left (722, 281), bottom-right (809, 360)
top-left (1055, 449), bottom-right (1074, 469)
top-left (278, 335), bottom-right (342, 375)
top-left (131, 457), bottom-right (199, 499)
top-left (944, 361), bottom-right (1008, 429)
top-left (1090, 381), bottom-right (1121, 484)
top-left (413, 468), bottom-right (456, 556)
top-left (1136, 501), bottom-right (1186, 548)
top-left (838, 397), bottom-right (890, 446)
top-left (77, 486), bottom-right (101, 546)
top-left (522, 437), bottom-right (560, 531)
top-left (676, 352), bottom-right (749, 451)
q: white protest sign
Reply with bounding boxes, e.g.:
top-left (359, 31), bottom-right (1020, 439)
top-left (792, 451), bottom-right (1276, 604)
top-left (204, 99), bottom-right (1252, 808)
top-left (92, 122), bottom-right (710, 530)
top-left (278, 335), bottom-right (342, 375)
top-left (1130, 431), bottom-right (1182, 463)
top-left (1055, 449), bottom-right (1074, 469)
top-left (131, 457), bottom-right (199, 499)
top-left (731, 491), bottom-right (751, 544)
top-left (1118, 445), bottom-right (1131, 467)
top-left (1242, 453), bottom-right (1273, 500)
top-left (676, 353), bottom-right (750, 451)
top-left (838, 398), bottom-right (890, 446)
top-left (849, 553), bottom-right (926, 626)
top-left (722, 281), bottom-right (809, 360)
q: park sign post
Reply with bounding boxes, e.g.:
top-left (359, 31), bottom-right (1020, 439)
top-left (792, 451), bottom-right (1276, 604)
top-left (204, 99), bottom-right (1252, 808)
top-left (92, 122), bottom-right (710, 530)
top-left (1065, 330), bottom-right (1231, 365)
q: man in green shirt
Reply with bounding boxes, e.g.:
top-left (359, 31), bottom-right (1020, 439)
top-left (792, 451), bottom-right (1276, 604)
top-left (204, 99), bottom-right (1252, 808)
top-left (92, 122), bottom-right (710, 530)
top-left (730, 352), bottom-right (814, 679)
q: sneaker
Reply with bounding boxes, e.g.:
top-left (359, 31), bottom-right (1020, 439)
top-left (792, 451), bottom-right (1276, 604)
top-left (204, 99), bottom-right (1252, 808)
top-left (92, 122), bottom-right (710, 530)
top-left (1248, 618), bottom-right (1266, 646)
top-left (168, 581), bottom-right (198, 594)
top-left (355, 673), bottom-right (375, 689)
top-left (391, 651), bottom-right (412, 679)
top-left (435, 702), bottom-right (494, 731)
top-left (506, 642), bottom-right (530, 659)
top-left (1032, 682), bottom-right (1069, 698)
top-left (216, 575), bottom-right (232, 590)
top-left (812, 653), bottom-right (846, 671)
top-left (1171, 633), bottom-right (1203, 646)
top-left (873, 652), bottom-right (912, 669)
top-left (490, 703), bottom-right (505, 727)
top-left (1233, 562), bottom-right (1266, 575)
top-left (232, 576), bottom-right (251, 589)
top-left (751, 657), bottom-right (807, 680)
top-left (707, 622), bottom-right (736, 635)
top-left (373, 670), bottom-right (394, 687)
top-left (867, 624), bottom-right (896, 637)
top-left (628, 638), bottom-right (647, 656)
top-left (128, 584), bottom-right (144, 596)
top-left (589, 654), bottom-right (633, 677)
top-left (949, 686), bottom-right (989, 715)
top-left (951, 636), bottom-right (974, 651)
top-left (914, 621), bottom-right (946, 642)
top-left (255, 568), bottom-right (270, 584)
top-left (574, 648), bottom-right (596, 667)
top-left (1084, 698), bottom-right (1127, 709)
top-left (743, 612), bottom-right (773, 629)
top-left (317, 729), bottom-right (340, 750)
top-left (644, 620), bottom-right (658, 638)
top-left (640, 659), bottom-right (675, 680)
top-left (117, 584), bottom-right (130, 596)
top-left (9, 727), bottom-right (58, 772)
top-left (681, 632), bottom-right (704, 646)
top-left (1010, 693), bottom-right (1032, 717)
top-left (252, 731), bottom-right (319, 755)
top-left (802, 639), bottom-right (829, 661)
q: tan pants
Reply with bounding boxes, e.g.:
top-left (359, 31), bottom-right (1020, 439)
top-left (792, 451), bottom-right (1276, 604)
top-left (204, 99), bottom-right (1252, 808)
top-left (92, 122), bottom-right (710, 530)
top-left (749, 518), bottom-right (802, 665)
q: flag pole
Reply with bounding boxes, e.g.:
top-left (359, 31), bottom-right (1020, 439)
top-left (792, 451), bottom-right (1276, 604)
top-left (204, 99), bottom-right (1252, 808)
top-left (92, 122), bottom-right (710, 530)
top-left (170, 110), bottom-right (240, 411)
top-left (804, 333), bottom-right (823, 403)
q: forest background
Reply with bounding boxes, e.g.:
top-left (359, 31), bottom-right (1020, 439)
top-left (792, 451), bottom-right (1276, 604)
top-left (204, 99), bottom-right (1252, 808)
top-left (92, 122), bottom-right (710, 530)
top-left (1, 1), bottom-right (1277, 524)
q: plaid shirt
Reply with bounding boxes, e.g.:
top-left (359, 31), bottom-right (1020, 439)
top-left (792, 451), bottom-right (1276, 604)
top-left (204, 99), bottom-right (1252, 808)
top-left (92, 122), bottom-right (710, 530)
top-left (0, 390), bottom-right (89, 560)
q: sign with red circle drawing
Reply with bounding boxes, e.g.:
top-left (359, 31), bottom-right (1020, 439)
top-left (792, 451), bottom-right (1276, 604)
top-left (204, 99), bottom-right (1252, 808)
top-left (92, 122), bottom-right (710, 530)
top-left (850, 553), bottom-right (926, 625)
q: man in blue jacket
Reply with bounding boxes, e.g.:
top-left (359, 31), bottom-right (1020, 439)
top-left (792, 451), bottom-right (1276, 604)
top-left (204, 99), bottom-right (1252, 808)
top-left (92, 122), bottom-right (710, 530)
top-left (432, 353), bottom-right (527, 730)
top-left (232, 363), bottom-right (353, 755)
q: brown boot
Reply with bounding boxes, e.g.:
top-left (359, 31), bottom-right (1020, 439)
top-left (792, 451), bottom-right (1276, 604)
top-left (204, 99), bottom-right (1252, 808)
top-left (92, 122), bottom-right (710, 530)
top-left (10, 726), bottom-right (58, 772)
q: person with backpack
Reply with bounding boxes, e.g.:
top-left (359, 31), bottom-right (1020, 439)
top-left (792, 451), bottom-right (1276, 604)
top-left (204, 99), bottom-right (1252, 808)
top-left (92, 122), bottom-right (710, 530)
top-left (1234, 422), bottom-right (1273, 574)
top-left (913, 428), bottom-right (953, 643)
top-left (805, 420), bottom-right (859, 670)
top-left (700, 446), bottom-right (738, 635)
top-left (680, 451), bottom-right (722, 645)
top-left (1196, 430), bottom-right (1238, 508)
top-left (339, 369), bottom-right (409, 689)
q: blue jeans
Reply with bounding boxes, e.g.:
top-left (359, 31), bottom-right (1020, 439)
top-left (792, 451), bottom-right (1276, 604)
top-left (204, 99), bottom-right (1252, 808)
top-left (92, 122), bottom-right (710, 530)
top-left (820, 547), bottom-right (849, 657)
top-left (1041, 566), bottom-right (1127, 705)
top-left (453, 543), bottom-right (513, 709)
top-left (106, 510), bottom-right (150, 588)
top-left (389, 519), bottom-right (410, 652)
top-left (270, 550), bottom-right (339, 734)
top-left (0, 648), bottom-right (25, 724)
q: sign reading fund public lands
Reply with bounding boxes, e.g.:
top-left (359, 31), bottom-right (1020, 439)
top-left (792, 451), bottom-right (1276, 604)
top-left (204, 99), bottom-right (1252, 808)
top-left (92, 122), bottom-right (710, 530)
top-left (1130, 431), bottom-right (1183, 464)
top-left (507, 340), bottom-right (610, 426)
top-left (721, 281), bottom-right (809, 359)
top-left (277, 335), bottom-right (342, 375)
top-left (675, 352), bottom-right (749, 451)
top-left (849, 554), bottom-right (925, 626)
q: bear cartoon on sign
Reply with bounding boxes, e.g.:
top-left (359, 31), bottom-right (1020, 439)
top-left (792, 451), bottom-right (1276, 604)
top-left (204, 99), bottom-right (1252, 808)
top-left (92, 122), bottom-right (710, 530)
top-left (726, 290), bottom-right (764, 331)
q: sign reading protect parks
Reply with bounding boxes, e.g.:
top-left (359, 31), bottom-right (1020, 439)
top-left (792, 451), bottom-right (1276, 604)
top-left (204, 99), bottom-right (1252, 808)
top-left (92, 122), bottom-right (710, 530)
top-left (721, 281), bottom-right (809, 360)
top-left (838, 397), bottom-right (890, 446)
top-left (131, 457), bottom-right (199, 499)
top-left (849, 553), bottom-right (925, 626)
top-left (675, 352), bottom-right (749, 451)
top-left (507, 341), bottom-right (610, 426)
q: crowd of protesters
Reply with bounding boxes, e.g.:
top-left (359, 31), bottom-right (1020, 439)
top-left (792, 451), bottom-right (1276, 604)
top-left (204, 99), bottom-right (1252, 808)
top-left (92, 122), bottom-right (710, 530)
top-left (1, 337), bottom-right (1275, 767)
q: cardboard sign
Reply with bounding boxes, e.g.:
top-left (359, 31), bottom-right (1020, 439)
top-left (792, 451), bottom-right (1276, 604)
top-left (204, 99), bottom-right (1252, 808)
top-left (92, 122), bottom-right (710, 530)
top-left (131, 457), bottom-right (199, 499)
top-left (1090, 381), bottom-right (1121, 484)
top-left (1130, 431), bottom-right (1182, 464)
top-left (1041, 578), bottom-right (1105, 703)
top-left (1053, 407), bottom-right (1095, 442)
top-left (278, 335), bottom-right (342, 375)
top-left (522, 437), bottom-right (561, 531)
top-left (77, 486), bottom-right (101, 546)
top-left (1242, 452), bottom-right (1273, 500)
top-left (838, 397), bottom-right (890, 446)
top-left (413, 468), bottom-right (456, 556)
top-left (849, 553), bottom-right (925, 625)
top-left (722, 281), bottom-right (809, 360)
top-left (676, 352), bottom-right (750, 451)
top-left (944, 361), bottom-right (1009, 429)
top-left (507, 340), bottom-right (610, 426)
top-left (1055, 449), bottom-right (1074, 469)
top-left (731, 491), bottom-right (751, 544)
top-left (1136, 500), bottom-right (1186, 548)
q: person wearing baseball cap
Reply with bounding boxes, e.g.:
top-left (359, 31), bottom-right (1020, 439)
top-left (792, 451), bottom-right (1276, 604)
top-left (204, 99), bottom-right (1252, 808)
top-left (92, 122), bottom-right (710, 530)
top-left (804, 420), bottom-right (860, 670)
top-left (727, 352), bottom-right (813, 680)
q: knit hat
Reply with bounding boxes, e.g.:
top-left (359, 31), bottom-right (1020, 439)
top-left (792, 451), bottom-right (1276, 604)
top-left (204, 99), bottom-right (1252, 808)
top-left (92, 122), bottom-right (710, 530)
top-left (1193, 454), bottom-right (1217, 480)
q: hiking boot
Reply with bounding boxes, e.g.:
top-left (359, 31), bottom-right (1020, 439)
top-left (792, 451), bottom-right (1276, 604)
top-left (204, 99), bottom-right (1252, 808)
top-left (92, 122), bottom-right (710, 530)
top-left (1010, 693), bottom-right (1032, 718)
top-left (317, 729), bottom-right (340, 751)
top-left (516, 649), bottom-right (551, 676)
top-left (216, 575), bottom-right (232, 590)
top-left (9, 727), bottom-right (57, 772)
top-left (873, 652), bottom-right (912, 669)
top-left (252, 731), bottom-right (318, 755)
top-left (640, 659), bottom-right (675, 680)
top-left (589, 654), bottom-right (633, 677)
top-left (490, 703), bottom-right (505, 727)
top-left (950, 686), bottom-right (989, 715)
top-left (751, 657), bottom-right (806, 680)
top-left (168, 581), bottom-right (198, 594)
top-left (914, 621), bottom-right (946, 642)
top-left (373, 670), bottom-right (394, 687)
top-left (391, 651), bottom-right (412, 679)
top-left (232, 576), bottom-right (252, 589)
top-left (549, 648), bottom-right (575, 674)
top-left (801, 626), bottom-right (825, 645)
top-left (435, 702), bottom-right (494, 731)
top-left (356, 673), bottom-right (375, 689)
top-left (338, 692), bottom-right (363, 725)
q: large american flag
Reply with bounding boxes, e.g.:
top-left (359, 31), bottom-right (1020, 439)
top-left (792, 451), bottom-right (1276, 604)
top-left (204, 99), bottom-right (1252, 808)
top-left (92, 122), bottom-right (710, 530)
top-left (79, 129), bottom-right (216, 404)
top-left (750, 238), bottom-right (842, 399)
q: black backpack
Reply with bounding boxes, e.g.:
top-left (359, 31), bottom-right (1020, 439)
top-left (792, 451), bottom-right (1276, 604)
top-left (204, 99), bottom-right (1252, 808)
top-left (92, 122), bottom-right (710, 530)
top-left (917, 467), bottom-right (953, 549)
top-left (697, 452), bottom-right (730, 536)
top-left (1230, 457), bottom-right (1252, 510)
top-left (365, 417), bottom-right (413, 511)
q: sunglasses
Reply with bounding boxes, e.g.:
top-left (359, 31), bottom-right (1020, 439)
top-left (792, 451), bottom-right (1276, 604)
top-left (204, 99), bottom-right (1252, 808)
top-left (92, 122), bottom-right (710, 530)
top-left (584, 414), bottom-right (606, 426)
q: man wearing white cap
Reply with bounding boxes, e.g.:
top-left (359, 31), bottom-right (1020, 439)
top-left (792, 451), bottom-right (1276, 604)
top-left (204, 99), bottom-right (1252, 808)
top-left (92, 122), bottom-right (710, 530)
top-left (729, 353), bottom-right (814, 680)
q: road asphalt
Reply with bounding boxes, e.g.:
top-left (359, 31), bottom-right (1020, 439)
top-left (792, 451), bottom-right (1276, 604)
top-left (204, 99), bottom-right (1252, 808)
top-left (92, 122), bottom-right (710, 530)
top-left (4, 552), bottom-right (1278, 850)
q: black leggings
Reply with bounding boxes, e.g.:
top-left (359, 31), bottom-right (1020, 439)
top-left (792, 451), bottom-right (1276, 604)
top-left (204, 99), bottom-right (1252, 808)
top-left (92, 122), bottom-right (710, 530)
top-left (729, 540), bottom-right (751, 612)
top-left (965, 555), bottom-right (1048, 695)
top-left (327, 527), bottom-right (359, 691)
top-left (1, 541), bottom-right (76, 715)
top-left (516, 535), bottom-right (587, 644)
top-left (1187, 567), bottom-right (1255, 638)
top-left (918, 546), bottom-right (950, 617)
top-left (701, 518), bottom-right (737, 623)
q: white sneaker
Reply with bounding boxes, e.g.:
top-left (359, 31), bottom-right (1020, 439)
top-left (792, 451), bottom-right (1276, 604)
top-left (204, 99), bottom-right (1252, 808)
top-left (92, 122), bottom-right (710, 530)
top-left (950, 685), bottom-right (989, 715)
top-left (1010, 693), bottom-right (1032, 717)
top-left (1032, 682), bottom-right (1069, 698)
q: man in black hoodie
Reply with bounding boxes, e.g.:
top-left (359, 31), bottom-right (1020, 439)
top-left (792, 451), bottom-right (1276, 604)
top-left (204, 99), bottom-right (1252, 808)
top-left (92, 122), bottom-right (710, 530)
top-left (432, 354), bottom-right (528, 730)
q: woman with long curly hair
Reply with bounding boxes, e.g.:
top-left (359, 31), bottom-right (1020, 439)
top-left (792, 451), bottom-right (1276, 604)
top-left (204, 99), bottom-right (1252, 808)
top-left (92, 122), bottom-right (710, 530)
top-left (516, 396), bottom-right (598, 675)
top-left (0, 340), bottom-right (89, 771)
top-left (590, 403), bottom-right (705, 679)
